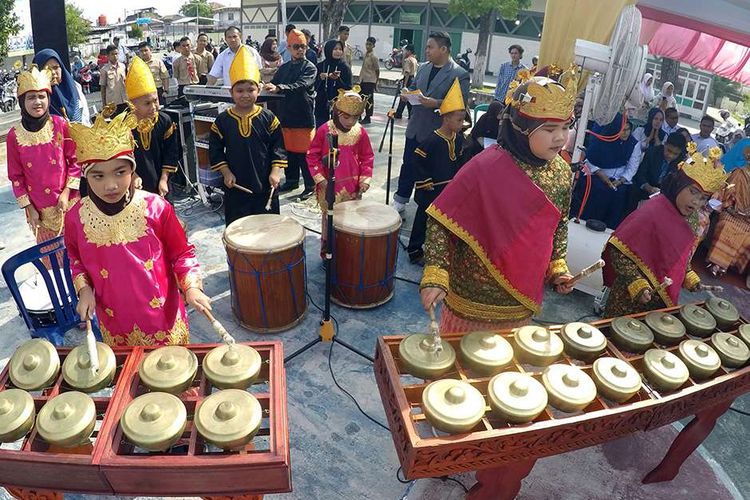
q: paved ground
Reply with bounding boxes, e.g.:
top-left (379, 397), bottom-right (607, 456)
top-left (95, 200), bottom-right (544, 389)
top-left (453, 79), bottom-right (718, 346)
top-left (0, 92), bottom-right (747, 499)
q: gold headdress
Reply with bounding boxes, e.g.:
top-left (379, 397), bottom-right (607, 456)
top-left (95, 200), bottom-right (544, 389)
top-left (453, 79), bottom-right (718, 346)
top-left (125, 56), bottom-right (157, 101)
top-left (17, 66), bottom-right (52, 97)
top-left (69, 113), bottom-right (138, 174)
top-left (438, 78), bottom-right (465, 116)
top-left (505, 64), bottom-right (578, 121)
top-left (679, 143), bottom-right (729, 193)
top-left (333, 86), bottom-right (366, 116)
top-left (229, 45), bottom-right (261, 86)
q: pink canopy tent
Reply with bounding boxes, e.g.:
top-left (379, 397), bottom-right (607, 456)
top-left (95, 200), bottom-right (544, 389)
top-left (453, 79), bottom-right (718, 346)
top-left (637, 0), bottom-right (750, 85)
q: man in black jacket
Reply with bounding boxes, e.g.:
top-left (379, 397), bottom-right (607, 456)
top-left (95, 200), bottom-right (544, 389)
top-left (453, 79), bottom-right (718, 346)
top-left (626, 132), bottom-right (687, 215)
top-left (265, 29), bottom-right (317, 199)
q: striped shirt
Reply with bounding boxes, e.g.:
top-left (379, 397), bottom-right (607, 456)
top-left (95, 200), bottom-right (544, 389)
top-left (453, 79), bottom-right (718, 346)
top-left (494, 61), bottom-right (527, 101)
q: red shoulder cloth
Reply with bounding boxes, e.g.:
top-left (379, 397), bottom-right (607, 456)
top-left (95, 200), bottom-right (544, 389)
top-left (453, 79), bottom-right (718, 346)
top-left (603, 194), bottom-right (694, 306)
top-left (427, 146), bottom-right (561, 312)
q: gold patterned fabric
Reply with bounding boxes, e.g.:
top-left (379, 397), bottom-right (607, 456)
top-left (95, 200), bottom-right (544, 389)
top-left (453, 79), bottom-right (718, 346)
top-left (100, 316), bottom-right (190, 347)
top-left (78, 193), bottom-right (148, 247)
top-left (14, 120), bottom-right (53, 147)
top-left (421, 153), bottom-right (571, 324)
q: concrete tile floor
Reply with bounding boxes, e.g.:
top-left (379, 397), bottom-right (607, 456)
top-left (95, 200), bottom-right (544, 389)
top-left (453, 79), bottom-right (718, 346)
top-left (0, 93), bottom-right (747, 499)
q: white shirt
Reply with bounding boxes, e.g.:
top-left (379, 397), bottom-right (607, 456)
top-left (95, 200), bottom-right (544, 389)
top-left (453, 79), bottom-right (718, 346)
top-left (691, 134), bottom-right (719, 154)
top-left (209, 46), bottom-right (263, 86)
top-left (662, 123), bottom-right (680, 136)
top-left (75, 81), bottom-right (90, 125)
top-left (117, 44), bottom-right (128, 64)
top-left (587, 144), bottom-right (641, 183)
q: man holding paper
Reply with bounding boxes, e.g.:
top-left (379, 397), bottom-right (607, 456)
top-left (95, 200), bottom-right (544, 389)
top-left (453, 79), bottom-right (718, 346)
top-left (391, 32), bottom-right (469, 215)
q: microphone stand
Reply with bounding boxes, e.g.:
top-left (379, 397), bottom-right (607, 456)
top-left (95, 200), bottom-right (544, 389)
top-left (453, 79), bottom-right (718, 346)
top-left (378, 80), bottom-right (403, 205)
top-left (285, 131), bottom-right (373, 364)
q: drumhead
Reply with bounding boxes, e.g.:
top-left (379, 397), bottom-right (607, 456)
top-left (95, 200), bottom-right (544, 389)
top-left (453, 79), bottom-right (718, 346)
top-left (333, 199), bottom-right (402, 236)
top-left (224, 214), bottom-right (305, 252)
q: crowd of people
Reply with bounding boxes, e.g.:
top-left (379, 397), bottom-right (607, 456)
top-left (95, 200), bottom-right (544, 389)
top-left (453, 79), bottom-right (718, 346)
top-left (5, 21), bottom-right (750, 349)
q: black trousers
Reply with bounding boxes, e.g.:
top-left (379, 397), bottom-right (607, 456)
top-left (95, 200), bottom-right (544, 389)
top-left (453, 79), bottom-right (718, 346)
top-left (157, 87), bottom-right (166, 106)
top-left (359, 82), bottom-right (376, 119)
top-left (395, 75), bottom-right (414, 118)
top-left (224, 190), bottom-right (280, 226)
top-left (407, 189), bottom-right (440, 261)
top-left (284, 152), bottom-right (314, 190)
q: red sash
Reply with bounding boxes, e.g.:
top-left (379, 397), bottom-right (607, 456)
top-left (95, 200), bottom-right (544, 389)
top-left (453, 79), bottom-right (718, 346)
top-left (603, 195), bottom-right (694, 306)
top-left (427, 146), bottom-right (561, 312)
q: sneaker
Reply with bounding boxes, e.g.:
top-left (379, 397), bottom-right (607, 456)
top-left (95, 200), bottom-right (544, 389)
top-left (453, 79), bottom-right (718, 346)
top-left (279, 182), bottom-right (300, 193)
top-left (299, 188), bottom-right (315, 201)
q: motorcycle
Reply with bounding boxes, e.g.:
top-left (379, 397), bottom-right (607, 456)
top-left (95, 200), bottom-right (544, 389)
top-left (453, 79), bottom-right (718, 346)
top-left (0, 82), bottom-right (16, 113)
top-left (455, 48), bottom-right (472, 72)
top-left (384, 39), bottom-right (409, 70)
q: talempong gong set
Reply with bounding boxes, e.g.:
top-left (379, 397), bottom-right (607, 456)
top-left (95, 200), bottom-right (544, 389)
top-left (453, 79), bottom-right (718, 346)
top-left (390, 299), bottom-right (748, 436)
top-left (0, 313), bottom-right (265, 453)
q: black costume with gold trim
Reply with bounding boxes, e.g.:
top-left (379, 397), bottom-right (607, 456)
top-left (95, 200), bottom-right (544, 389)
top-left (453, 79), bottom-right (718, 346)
top-left (208, 107), bottom-right (288, 225)
top-left (132, 111), bottom-right (179, 194)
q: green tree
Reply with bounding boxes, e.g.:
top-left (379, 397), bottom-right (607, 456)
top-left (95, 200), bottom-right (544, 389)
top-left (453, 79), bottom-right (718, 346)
top-left (321, 0), bottom-right (356, 42)
top-left (131, 25), bottom-right (144, 40)
top-left (180, 0), bottom-right (213, 20)
top-left (0, 0), bottom-right (23, 64)
top-left (448, 0), bottom-right (531, 89)
top-left (710, 75), bottom-right (743, 106)
top-left (65, 2), bottom-right (91, 50)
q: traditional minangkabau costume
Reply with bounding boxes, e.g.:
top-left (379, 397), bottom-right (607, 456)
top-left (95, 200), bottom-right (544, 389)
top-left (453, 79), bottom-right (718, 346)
top-left (271, 29), bottom-right (317, 193)
top-left (126, 56), bottom-right (179, 195)
top-left (706, 158), bottom-right (750, 275)
top-left (306, 88), bottom-right (374, 255)
top-left (65, 113), bottom-right (203, 347)
top-left (408, 78), bottom-right (466, 263)
top-left (602, 144), bottom-right (728, 317)
top-left (208, 46), bottom-right (288, 225)
top-left (7, 66), bottom-right (81, 243)
top-left (420, 66), bottom-right (577, 332)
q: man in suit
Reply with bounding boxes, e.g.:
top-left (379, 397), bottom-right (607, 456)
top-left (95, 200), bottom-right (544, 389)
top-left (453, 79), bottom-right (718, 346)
top-left (392, 32), bottom-right (469, 215)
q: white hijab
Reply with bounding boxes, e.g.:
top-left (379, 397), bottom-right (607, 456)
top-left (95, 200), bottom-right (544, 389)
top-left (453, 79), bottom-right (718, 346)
top-left (639, 72), bottom-right (655, 101)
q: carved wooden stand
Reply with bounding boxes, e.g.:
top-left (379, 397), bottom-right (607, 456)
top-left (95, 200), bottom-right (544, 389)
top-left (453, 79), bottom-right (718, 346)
top-left (374, 304), bottom-right (749, 498)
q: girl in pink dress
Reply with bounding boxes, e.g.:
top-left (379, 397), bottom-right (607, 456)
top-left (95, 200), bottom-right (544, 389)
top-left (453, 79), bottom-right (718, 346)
top-left (65, 112), bottom-right (211, 347)
top-left (7, 66), bottom-right (80, 244)
top-left (307, 89), bottom-right (374, 256)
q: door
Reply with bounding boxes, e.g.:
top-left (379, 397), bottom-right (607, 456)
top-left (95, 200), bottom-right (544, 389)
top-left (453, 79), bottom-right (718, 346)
top-left (395, 28), bottom-right (423, 59)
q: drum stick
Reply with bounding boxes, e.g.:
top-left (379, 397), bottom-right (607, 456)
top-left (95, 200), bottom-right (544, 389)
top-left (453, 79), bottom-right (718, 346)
top-left (698, 284), bottom-right (724, 293)
top-left (85, 320), bottom-right (100, 374)
top-left (200, 307), bottom-right (236, 345)
top-left (567, 259), bottom-right (605, 286)
top-left (233, 184), bottom-right (254, 195)
top-left (428, 304), bottom-right (443, 353)
top-left (265, 186), bottom-right (275, 211)
top-left (654, 276), bottom-right (673, 294)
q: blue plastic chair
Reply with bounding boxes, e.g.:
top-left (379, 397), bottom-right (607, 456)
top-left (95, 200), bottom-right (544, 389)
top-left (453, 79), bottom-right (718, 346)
top-left (1, 236), bottom-right (101, 346)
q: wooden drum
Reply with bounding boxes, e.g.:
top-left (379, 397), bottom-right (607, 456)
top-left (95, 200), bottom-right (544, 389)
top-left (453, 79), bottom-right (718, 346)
top-left (223, 215), bottom-right (307, 332)
top-left (331, 199), bottom-right (402, 308)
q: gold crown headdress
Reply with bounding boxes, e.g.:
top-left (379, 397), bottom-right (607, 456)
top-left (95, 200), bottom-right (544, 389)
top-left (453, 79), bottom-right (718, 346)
top-left (504, 64), bottom-right (578, 121)
top-left (333, 86), bottom-right (367, 116)
top-left (125, 56), bottom-right (157, 101)
top-left (438, 78), bottom-right (465, 116)
top-left (69, 112), bottom-right (138, 174)
top-left (679, 143), bottom-right (729, 193)
top-left (229, 45), bottom-right (261, 86)
top-left (17, 66), bottom-right (52, 97)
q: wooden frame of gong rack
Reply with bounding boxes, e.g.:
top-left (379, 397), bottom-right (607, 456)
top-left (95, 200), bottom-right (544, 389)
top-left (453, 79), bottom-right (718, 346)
top-left (374, 304), bottom-right (750, 480)
top-left (0, 341), bottom-right (291, 496)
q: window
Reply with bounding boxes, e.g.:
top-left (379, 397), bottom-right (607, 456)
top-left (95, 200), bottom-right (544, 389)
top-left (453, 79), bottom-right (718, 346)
top-left (228, 12), bottom-right (234, 21)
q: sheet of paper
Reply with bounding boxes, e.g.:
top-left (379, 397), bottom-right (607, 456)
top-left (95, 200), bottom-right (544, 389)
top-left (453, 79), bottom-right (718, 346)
top-left (401, 91), bottom-right (424, 105)
top-left (483, 137), bottom-right (495, 149)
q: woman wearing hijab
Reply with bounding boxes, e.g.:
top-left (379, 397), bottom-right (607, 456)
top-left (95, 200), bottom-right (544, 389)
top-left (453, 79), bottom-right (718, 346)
top-left (7, 66), bottom-right (81, 245)
top-left (627, 72), bottom-right (655, 126)
top-left (632, 107), bottom-right (666, 155)
top-left (32, 49), bottom-right (90, 124)
top-left (569, 115), bottom-right (640, 228)
top-left (314, 40), bottom-right (352, 127)
top-left (602, 147), bottom-right (727, 317)
top-left (419, 68), bottom-right (577, 332)
top-left (259, 37), bottom-right (282, 83)
top-left (655, 81), bottom-right (678, 111)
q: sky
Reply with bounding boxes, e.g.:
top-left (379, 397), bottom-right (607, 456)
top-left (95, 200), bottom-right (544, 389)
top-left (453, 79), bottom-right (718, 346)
top-left (14, 0), bottom-right (240, 36)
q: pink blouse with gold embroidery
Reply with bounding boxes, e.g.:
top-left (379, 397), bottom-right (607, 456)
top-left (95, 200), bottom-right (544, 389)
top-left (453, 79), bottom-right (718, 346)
top-left (7, 115), bottom-right (81, 212)
top-left (63, 191), bottom-right (202, 346)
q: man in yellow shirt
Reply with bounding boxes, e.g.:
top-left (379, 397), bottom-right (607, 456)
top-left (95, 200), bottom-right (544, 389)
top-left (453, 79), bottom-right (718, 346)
top-left (138, 41), bottom-right (170, 105)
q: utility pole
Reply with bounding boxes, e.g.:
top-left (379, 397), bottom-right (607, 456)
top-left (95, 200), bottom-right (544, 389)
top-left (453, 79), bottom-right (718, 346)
top-left (30, 0), bottom-right (70, 69)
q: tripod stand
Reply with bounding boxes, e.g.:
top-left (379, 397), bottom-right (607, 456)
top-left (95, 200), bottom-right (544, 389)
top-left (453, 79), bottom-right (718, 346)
top-left (378, 80), bottom-right (403, 205)
top-left (285, 132), bottom-right (374, 364)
